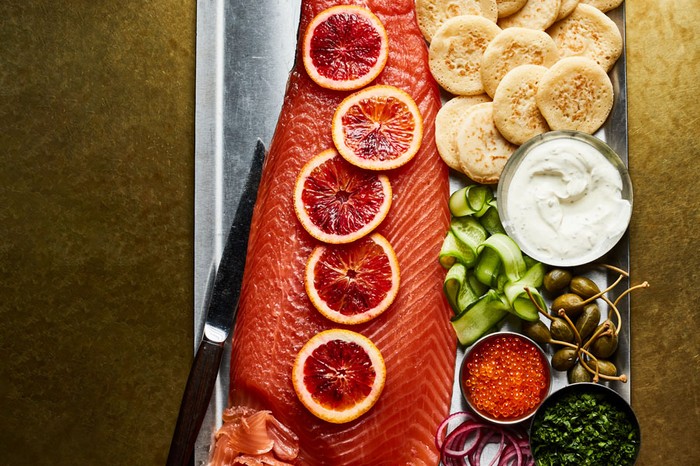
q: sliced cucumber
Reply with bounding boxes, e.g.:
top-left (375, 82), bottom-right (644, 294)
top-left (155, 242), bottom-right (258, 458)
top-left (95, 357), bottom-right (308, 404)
top-left (451, 290), bottom-right (509, 346)
top-left (443, 263), bottom-right (466, 313)
top-left (504, 262), bottom-right (546, 321)
top-left (478, 201), bottom-right (506, 235)
top-left (442, 186), bottom-right (546, 345)
top-left (467, 271), bottom-right (488, 299)
top-left (444, 263), bottom-right (486, 314)
top-left (439, 231), bottom-right (477, 268)
top-left (448, 185), bottom-right (493, 217)
top-left (450, 216), bottom-right (487, 251)
top-left (477, 233), bottom-right (527, 283)
top-left (474, 247), bottom-right (502, 289)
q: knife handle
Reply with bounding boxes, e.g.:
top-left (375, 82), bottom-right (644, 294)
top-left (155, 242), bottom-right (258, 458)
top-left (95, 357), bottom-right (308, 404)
top-left (166, 338), bottom-right (224, 466)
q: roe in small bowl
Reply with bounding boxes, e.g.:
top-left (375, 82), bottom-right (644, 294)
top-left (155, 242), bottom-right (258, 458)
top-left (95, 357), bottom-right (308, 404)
top-left (460, 332), bottom-right (551, 424)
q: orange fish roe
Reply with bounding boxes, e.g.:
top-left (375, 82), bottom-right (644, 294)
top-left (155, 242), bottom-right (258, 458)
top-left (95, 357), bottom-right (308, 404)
top-left (462, 334), bottom-right (549, 421)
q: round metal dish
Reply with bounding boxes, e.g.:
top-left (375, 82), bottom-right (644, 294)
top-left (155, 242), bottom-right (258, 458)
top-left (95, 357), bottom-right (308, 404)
top-left (497, 130), bottom-right (633, 267)
top-left (459, 331), bottom-right (552, 425)
top-left (529, 382), bottom-right (641, 465)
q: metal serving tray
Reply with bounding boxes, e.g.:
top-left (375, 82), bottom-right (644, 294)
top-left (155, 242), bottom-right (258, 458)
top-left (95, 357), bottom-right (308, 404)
top-left (193, 1), bottom-right (629, 463)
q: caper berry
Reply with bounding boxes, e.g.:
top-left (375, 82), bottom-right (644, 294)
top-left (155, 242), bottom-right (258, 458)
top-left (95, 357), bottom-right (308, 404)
top-left (575, 303), bottom-right (601, 341)
top-left (551, 347), bottom-right (578, 371)
top-left (590, 334), bottom-right (619, 359)
top-left (589, 321), bottom-right (619, 359)
top-left (591, 359), bottom-right (618, 377)
top-left (543, 268), bottom-right (572, 294)
top-left (551, 293), bottom-right (585, 319)
top-left (568, 361), bottom-right (593, 383)
top-left (521, 320), bottom-right (552, 345)
top-left (550, 317), bottom-right (575, 343)
top-left (570, 276), bottom-right (601, 299)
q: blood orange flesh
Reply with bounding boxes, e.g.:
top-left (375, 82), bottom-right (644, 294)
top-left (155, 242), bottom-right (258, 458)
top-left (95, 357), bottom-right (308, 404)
top-left (303, 6), bottom-right (389, 91)
top-left (306, 233), bottom-right (399, 324)
top-left (341, 96), bottom-right (415, 159)
top-left (332, 85), bottom-right (424, 170)
top-left (292, 329), bottom-right (386, 424)
top-left (305, 339), bottom-right (375, 410)
top-left (294, 149), bottom-right (392, 244)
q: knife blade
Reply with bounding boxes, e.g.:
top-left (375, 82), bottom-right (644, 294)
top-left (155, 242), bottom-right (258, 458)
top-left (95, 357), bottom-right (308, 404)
top-left (166, 139), bottom-right (266, 466)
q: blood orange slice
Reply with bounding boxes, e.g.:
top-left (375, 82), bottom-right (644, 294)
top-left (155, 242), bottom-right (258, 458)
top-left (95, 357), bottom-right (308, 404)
top-left (293, 149), bottom-right (392, 244)
top-left (332, 85), bottom-right (424, 170)
top-left (292, 329), bottom-right (386, 424)
top-left (305, 233), bottom-right (400, 325)
top-left (302, 5), bottom-right (389, 91)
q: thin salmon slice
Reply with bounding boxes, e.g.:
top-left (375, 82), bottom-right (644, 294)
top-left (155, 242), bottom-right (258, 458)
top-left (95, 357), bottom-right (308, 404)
top-left (215, 1), bottom-right (456, 464)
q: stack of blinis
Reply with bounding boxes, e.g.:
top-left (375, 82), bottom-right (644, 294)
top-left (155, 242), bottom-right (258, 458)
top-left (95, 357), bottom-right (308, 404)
top-left (415, 0), bottom-right (624, 184)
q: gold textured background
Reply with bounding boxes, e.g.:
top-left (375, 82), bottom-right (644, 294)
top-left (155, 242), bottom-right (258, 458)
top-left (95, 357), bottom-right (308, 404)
top-left (0, 1), bottom-right (698, 464)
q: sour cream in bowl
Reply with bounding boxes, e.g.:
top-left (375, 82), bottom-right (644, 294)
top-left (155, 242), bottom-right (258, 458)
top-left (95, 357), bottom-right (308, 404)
top-left (497, 131), bottom-right (633, 267)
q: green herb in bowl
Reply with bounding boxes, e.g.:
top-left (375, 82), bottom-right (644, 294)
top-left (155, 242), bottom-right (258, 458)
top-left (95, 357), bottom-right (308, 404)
top-left (530, 383), bottom-right (640, 465)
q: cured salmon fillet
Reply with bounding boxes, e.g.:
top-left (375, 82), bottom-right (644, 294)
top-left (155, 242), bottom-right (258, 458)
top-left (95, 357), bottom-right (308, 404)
top-left (215, 0), bottom-right (456, 464)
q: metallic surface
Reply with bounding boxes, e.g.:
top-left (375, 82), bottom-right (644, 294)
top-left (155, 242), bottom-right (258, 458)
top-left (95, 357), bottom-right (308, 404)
top-left (448, 5), bottom-right (633, 427)
top-left (194, 0), bottom-right (631, 461)
top-left (168, 140), bottom-right (264, 465)
top-left (192, 0), bottom-right (301, 462)
top-left (1, 1), bottom-right (699, 465)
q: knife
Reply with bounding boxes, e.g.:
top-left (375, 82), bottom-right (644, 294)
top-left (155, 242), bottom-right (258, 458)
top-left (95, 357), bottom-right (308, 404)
top-left (166, 139), bottom-right (266, 466)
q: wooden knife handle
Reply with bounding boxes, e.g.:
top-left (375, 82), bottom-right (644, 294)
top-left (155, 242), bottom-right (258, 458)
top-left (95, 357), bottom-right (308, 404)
top-left (166, 338), bottom-right (224, 466)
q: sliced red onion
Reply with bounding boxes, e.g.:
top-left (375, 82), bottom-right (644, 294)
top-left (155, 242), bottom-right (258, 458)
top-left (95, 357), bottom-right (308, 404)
top-left (435, 412), bottom-right (474, 451)
top-left (486, 432), bottom-right (505, 466)
top-left (435, 413), bottom-right (535, 466)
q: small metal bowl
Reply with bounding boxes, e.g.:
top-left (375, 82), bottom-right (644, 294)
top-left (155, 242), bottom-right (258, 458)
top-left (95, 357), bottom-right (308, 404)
top-left (459, 331), bottom-right (552, 425)
top-left (529, 383), bottom-right (641, 465)
top-left (497, 131), bottom-right (633, 267)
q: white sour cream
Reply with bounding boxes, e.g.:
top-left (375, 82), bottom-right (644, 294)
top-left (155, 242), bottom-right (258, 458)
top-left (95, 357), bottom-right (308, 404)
top-left (502, 137), bottom-right (632, 266)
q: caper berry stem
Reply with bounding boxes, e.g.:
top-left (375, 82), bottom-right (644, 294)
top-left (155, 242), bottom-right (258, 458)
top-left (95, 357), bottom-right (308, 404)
top-left (579, 354), bottom-right (600, 383)
top-left (600, 282), bottom-right (649, 336)
top-left (596, 263), bottom-right (630, 277)
top-left (613, 281), bottom-right (650, 307)
top-left (525, 287), bottom-right (553, 322)
top-left (578, 353), bottom-right (628, 383)
top-left (589, 355), bottom-right (600, 383)
top-left (550, 338), bottom-right (603, 365)
top-left (549, 336), bottom-right (628, 382)
top-left (548, 338), bottom-right (584, 356)
top-left (604, 373), bottom-right (628, 383)
top-left (600, 295), bottom-right (623, 336)
top-left (583, 322), bottom-right (612, 351)
top-left (580, 333), bottom-right (601, 382)
top-left (578, 345), bottom-right (603, 364)
top-left (557, 308), bottom-right (582, 347)
top-left (578, 272), bottom-right (624, 307)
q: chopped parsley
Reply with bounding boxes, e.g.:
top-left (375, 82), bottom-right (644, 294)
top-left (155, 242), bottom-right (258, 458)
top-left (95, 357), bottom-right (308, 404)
top-left (530, 392), bottom-right (640, 465)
